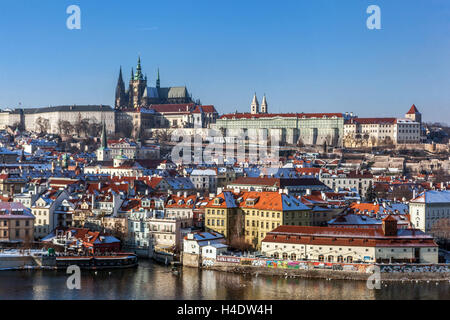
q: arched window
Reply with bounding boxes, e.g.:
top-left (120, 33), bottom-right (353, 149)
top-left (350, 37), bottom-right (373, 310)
top-left (327, 255), bottom-right (334, 263)
top-left (273, 252), bottom-right (279, 259)
top-left (346, 256), bottom-right (353, 263)
top-left (282, 253), bottom-right (288, 260)
top-left (337, 255), bottom-right (343, 263)
top-left (318, 255), bottom-right (324, 262)
top-left (290, 254), bottom-right (296, 261)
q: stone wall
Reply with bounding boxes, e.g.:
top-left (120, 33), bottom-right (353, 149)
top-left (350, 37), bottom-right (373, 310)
top-left (182, 252), bottom-right (200, 268)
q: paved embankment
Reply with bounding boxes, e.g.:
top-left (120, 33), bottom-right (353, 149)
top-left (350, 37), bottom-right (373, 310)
top-left (200, 265), bottom-right (450, 282)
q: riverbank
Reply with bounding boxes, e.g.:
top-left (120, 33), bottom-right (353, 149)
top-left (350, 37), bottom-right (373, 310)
top-left (200, 264), bottom-right (450, 282)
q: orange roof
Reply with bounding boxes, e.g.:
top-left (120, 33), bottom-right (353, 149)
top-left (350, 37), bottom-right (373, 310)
top-left (407, 104), bottom-right (420, 114)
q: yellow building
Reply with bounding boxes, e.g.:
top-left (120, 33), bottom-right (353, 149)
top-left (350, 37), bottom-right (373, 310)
top-left (205, 191), bottom-right (312, 249)
top-left (204, 191), bottom-right (239, 238)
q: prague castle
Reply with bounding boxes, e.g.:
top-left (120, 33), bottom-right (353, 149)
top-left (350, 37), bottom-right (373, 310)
top-left (115, 56), bottom-right (193, 110)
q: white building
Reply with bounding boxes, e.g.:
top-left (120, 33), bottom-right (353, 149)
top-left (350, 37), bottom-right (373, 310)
top-left (409, 190), bottom-right (450, 233)
top-left (319, 170), bottom-right (374, 197)
top-left (190, 169), bottom-right (217, 193)
top-left (31, 190), bottom-right (69, 239)
top-left (262, 218), bottom-right (438, 264)
top-left (183, 231), bottom-right (226, 255)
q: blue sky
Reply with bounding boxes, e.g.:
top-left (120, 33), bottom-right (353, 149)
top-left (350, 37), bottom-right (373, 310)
top-left (0, 0), bottom-right (449, 123)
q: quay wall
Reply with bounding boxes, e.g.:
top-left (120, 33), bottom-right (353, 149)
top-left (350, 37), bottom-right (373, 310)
top-left (0, 256), bottom-right (37, 269)
top-left (193, 256), bottom-right (450, 281)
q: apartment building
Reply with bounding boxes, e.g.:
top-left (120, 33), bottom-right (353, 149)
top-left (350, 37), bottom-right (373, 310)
top-left (0, 202), bottom-right (35, 242)
top-left (319, 170), bottom-right (374, 197)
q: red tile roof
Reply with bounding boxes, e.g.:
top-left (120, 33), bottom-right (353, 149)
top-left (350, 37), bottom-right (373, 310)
top-left (219, 113), bottom-right (343, 120)
top-left (407, 104), bottom-right (420, 114)
top-left (345, 118), bottom-right (396, 125)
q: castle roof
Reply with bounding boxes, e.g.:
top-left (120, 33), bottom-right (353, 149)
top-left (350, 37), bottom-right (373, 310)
top-left (407, 104), bottom-right (420, 114)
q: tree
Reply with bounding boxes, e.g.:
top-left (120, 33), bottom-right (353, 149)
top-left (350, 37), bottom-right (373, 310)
top-left (36, 117), bottom-right (50, 134)
top-left (154, 128), bottom-right (173, 143)
top-left (365, 183), bottom-right (377, 202)
top-left (117, 119), bottom-right (133, 138)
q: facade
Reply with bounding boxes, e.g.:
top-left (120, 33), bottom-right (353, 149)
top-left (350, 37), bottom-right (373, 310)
top-left (183, 231), bottom-right (226, 255)
top-left (343, 105), bottom-right (423, 147)
top-left (409, 190), bottom-right (450, 233)
top-left (344, 117), bottom-right (397, 147)
top-left (0, 105), bottom-right (115, 134)
top-left (319, 170), bottom-right (374, 197)
top-left (261, 217), bottom-right (438, 264)
top-left (0, 202), bottom-right (35, 242)
top-left (190, 169), bottom-right (217, 193)
top-left (147, 216), bottom-right (182, 251)
top-left (226, 177), bottom-right (329, 196)
top-left (213, 95), bottom-right (344, 146)
top-left (31, 190), bottom-right (69, 239)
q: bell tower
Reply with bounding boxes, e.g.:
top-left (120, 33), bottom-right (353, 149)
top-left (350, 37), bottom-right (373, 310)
top-left (129, 56), bottom-right (148, 108)
top-left (250, 93), bottom-right (259, 114)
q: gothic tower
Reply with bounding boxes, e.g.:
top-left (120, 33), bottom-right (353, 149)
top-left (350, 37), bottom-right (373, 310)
top-left (261, 94), bottom-right (268, 114)
top-left (115, 66), bottom-right (127, 109)
top-left (156, 68), bottom-right (160, 89)
top-left (97, 121), bottom-right (111, 161)
top-left (250, 93), bottom-right (259, 114)
top-left (128, 56), bottom-right (148, 109)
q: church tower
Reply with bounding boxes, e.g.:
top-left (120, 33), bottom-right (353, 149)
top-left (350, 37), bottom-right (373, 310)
top-left (251, 93), bottom-right (259, 114)
top-left (97, 122), bottom-right (111, 161)
top-left (115, 67), bottom-right (127, 110)
top-left (261, 94), bottom-right (268, 114)
top-left (128, 56), bottom-right (148, 109)
top-left (156, 68), bottom-right (160, 89)
top-left (405, 104), bottom-right (422, 123)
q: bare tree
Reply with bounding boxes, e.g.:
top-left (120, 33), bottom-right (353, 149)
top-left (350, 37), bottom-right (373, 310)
top-left (154, 128), bottom-right (174, 143)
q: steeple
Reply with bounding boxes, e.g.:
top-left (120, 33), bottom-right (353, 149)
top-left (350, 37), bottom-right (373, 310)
top-left (251, 93), bottom-right (259, 114)
top-left (101, 121), bottom-right (108, 149)
top-left (261, 94), bottom-right (268, 114)
top-left (131, 67), bottom-right (134, 80)
top-left (156, 68), bottom-right (160, 88)
top-left (135, 56), bottom-right (143, 80)
top-left (115, 66), bottom-right (126, 109)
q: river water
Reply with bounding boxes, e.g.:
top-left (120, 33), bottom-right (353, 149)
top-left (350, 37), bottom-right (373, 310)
top-left (0, 260), bottom-right (448, 300)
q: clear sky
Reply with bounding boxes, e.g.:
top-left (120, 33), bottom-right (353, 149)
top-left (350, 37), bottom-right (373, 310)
top-left (0, 0), bottom-right (449, 123)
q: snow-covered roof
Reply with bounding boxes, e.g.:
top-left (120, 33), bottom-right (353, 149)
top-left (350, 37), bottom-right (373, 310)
top-left (411, 190), bottom-right (450, 204)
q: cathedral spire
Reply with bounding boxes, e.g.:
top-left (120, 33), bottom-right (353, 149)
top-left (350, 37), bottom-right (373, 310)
top-left (115, 66), bottom-right (126, 109)
top-left (156, 68), bottom-right (160, 88)
top-left (101, 121), bottom-right (108, 149)
top-left (131, 67), bottom-right (134, 80)
top-left (135, 56), bottom-right (143, 80)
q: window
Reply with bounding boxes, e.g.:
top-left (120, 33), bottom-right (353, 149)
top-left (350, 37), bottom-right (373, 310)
top-left (318, 255), bottom-right (324, 262)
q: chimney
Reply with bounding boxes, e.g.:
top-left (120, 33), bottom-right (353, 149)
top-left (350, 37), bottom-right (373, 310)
top-left (382, 216), bottom-right (398, 236)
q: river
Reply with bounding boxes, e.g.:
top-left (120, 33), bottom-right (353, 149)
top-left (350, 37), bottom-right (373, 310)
top-left (0, 260), bottom-right (448, 300)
